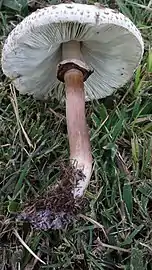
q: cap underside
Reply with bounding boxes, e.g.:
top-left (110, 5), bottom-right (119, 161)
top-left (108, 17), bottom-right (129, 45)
top-left (2, 3), bottom-right (144, 100)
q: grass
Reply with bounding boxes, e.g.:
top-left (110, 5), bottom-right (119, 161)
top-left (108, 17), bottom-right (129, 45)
top-left (0, 0), bottom-right (152, 269)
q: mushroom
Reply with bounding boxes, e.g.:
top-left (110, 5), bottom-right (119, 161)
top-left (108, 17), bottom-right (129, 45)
top-left (1, 3), bottom-right (144, 229)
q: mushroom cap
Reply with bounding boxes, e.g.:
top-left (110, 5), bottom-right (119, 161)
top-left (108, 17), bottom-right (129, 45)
top-left (1, 3), bottom-right (144, 100)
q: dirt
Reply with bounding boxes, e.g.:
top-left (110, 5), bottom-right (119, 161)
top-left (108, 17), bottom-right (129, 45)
top-left (18, 162), bottom-right (86, 230)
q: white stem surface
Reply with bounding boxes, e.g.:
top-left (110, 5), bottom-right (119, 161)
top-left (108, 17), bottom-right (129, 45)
top-left (64, 68), bottom-right (92, 198)
top-left (62, 40), bottom-right (83, 61)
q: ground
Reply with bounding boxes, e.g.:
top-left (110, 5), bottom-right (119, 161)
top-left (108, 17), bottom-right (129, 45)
top-left (0, 0), bottom-right (152, 269)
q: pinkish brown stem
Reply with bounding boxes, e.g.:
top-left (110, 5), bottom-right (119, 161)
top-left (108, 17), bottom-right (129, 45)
top-left (64, 69), bottom-right (92, 198)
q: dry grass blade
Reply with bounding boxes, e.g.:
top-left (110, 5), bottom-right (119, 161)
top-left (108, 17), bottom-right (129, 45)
top-left (78, 213), bottom-right (108, 240)
top-left (126, 0), bottom-right (152, 11)
top-left (27, 0), bottom-right (49, 9)
top-left (13, 229), bottom-right (46, 265)
top-left (96, 237), bottom-right (130, 253)
top-left (10, 84), bottom-right (33, 148)
top-left (48, 107), bottom-right (65, 120)
top-left (139, 242), bottom-right (152, 253)
top-left (148, 0), bottom-right (152, 7)
top-left (91, 115), bottom-right (109, 141)
top-left (115, 151), bottom-right (132, 181)
top-left (26, 252), bottom-right (42, 270)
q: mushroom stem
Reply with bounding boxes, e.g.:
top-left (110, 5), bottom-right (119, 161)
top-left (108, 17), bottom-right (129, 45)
top-left (64, 69), bottom-right (92, 198)
top-left (62, 40), bottom-right (82, 60)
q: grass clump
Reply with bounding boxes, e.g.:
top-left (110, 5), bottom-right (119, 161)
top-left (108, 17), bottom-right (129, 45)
top-left (0, 0), bottom-right (152, 269)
